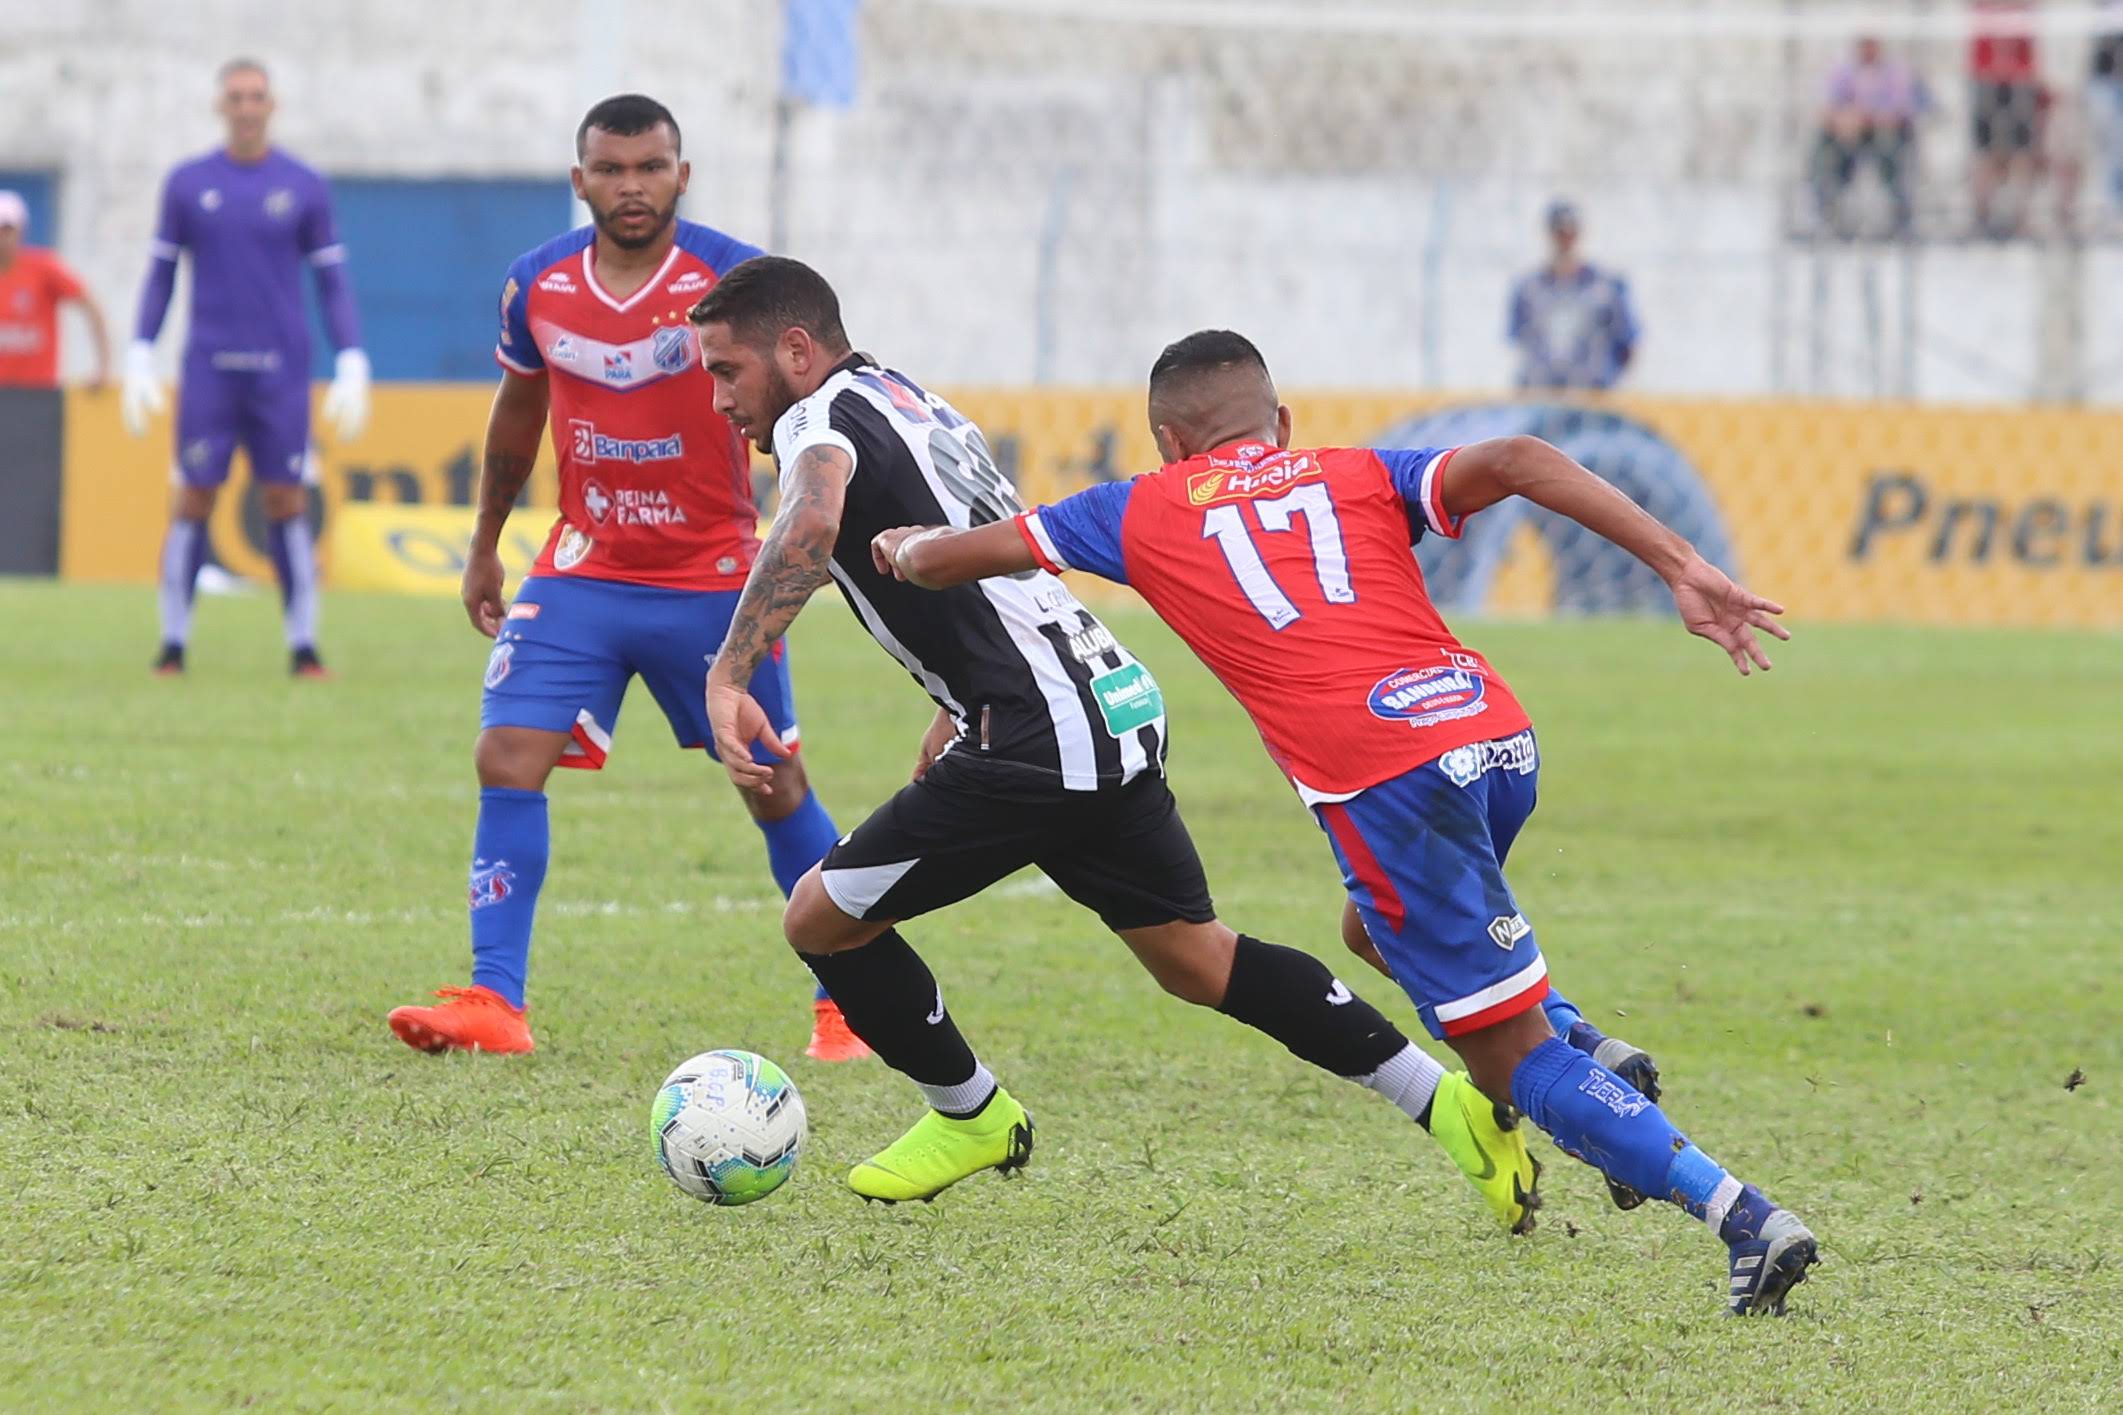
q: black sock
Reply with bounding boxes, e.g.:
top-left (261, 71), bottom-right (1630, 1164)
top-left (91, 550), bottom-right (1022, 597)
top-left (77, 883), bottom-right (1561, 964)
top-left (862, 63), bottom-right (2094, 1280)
top-left (1216, 934), bottom-right (1409, 1079)
top-left (799, 930), bottom-right (980, 1088)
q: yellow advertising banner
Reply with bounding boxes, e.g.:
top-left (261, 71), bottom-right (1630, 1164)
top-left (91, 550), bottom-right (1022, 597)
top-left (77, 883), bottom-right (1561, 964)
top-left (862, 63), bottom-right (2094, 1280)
top-left (330, 503), bottom-right (553, 595)
top-left (59, 383), bottom-right (2123, 627)
top-left (60, 384), bottom-right (561, 588)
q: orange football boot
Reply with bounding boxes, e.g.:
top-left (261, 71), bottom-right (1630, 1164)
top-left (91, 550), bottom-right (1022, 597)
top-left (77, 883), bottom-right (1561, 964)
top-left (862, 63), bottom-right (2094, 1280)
top-left (805, 997), bottom-right (872, 1063)
top-left (387, 985), bottom-right (534, 1054)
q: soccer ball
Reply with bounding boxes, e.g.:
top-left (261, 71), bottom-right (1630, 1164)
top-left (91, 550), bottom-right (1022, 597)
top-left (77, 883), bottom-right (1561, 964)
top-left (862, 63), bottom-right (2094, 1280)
top-left (650, 1049), bottom-right (807, 1205)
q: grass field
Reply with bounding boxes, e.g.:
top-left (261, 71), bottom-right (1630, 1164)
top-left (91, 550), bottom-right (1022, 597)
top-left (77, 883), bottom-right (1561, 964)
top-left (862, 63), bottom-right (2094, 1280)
top-left (3, 579), bottom-right (2119, 1412)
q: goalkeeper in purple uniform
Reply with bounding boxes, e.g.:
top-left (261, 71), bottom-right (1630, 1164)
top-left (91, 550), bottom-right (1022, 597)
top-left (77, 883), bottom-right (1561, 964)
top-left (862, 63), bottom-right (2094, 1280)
top-left (123, 58), bottom-right (369, 677)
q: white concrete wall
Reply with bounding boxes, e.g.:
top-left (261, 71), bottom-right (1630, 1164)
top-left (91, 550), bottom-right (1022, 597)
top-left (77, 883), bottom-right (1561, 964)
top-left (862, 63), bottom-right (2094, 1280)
top-left (4, 0), bottom-right (2118, 401)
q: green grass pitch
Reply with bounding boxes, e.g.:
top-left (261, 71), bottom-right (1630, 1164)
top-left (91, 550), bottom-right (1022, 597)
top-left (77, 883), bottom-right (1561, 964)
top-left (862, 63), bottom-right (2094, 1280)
top-left (3, 580), bottom-right (2119, 1411)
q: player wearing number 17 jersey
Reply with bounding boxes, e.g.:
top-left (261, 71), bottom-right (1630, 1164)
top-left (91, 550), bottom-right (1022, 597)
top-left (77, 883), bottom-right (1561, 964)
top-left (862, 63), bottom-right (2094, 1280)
top-left (690, 258), bottom-right (1551, 1228)
top-left (876, 331), bottom-right (1821, 1316)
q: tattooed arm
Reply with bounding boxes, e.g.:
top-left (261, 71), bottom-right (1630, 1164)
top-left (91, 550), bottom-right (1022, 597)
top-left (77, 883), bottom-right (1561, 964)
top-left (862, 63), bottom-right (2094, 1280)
top-left (463, 370), bottom-right (550, 637)
top-left (705, 443), bottom-right (853, 792)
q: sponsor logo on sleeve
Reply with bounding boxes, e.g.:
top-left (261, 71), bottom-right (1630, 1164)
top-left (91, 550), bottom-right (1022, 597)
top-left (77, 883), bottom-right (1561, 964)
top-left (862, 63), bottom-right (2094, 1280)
top-left (1367, 665), bottom-right (1490, 727)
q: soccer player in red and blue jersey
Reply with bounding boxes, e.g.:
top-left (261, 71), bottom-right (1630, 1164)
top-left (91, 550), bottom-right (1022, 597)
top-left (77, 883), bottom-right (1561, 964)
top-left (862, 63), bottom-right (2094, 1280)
top-left (871, 331), bottom-right (1819, 1316)
top-left (386, 96), bottom-right (864, 1063)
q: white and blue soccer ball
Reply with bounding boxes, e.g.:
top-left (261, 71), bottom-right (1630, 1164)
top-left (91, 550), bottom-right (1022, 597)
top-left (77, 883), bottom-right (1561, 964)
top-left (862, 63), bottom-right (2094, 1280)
top-left (651, 1049), bottom-right (806, 1205)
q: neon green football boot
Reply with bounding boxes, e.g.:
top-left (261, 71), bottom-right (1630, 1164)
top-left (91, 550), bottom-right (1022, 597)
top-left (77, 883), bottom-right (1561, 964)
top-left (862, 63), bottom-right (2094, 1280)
top-left (848, 1089), bottom-right (1034, 1203)
top-left (1428, 1071), bottom-right (1541, 1235)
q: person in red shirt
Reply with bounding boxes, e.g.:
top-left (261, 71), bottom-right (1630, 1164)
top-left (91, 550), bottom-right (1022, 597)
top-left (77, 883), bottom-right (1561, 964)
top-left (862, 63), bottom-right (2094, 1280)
top-left (0, 191), bottom-right (110, 389)
top-left (872, 331), bottom-right (1821, 1318)
top-left (385, 96), bottom-right (862, 1064)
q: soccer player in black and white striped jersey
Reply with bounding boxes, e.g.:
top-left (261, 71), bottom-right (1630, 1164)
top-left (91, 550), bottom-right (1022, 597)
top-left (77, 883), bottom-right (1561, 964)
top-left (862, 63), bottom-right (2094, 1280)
top-left (688, 256), bottom-right (1543, 1226)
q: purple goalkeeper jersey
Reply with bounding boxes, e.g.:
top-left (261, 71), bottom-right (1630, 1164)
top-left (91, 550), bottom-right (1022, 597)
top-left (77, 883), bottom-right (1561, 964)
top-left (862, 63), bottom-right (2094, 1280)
top-left (135, 147), bottom-right (360, 373)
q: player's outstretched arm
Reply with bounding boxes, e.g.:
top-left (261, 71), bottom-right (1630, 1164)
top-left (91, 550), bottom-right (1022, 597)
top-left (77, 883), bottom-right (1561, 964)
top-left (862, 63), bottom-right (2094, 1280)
top-left (870, 521), bottom-right (1035, 589)
top-left (1443, 435), bottom-right (1791, 675)
top-left (706, 444), bottom-right (853, 793)
top-left (463, 371), bottom-right (550, 637)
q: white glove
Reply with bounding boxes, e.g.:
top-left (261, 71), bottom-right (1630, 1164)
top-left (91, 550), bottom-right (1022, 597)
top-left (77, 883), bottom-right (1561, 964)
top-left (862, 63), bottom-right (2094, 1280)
top-left (120, 341), bottom-right (166, 437)
top-left (321, 347), bottom-right (371, 442)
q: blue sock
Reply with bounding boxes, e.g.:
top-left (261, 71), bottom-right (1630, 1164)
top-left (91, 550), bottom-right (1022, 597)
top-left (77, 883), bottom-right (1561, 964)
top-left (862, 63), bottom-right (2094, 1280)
top-left (1542, 991), bottom-right (1590, 1045)
top-left (467, 787), bottom-right (549, 1010)
top-left (1510, 1036), bottom-right (1755, 1237)
top-left (755, 790), bottom-right (841, 1004)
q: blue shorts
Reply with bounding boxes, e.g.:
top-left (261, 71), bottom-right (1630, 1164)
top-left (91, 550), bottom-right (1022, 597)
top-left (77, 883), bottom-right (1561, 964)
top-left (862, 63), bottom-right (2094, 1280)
top-left (479, 575), bottom-right (799, 770)
top-left (174, 353), bottom-right (311, 488)
top-left (1313, 729), bottom-right (1548, 1040)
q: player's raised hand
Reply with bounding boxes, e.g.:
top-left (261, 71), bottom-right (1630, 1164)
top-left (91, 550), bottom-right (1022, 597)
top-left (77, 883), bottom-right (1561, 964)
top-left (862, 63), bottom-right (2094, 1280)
top-left (1669, 554), bottom-right (1790, 676)
top-left (707, 681), bottom-right (791, 795)
top-left (461, 545), bottom-right (508, 638)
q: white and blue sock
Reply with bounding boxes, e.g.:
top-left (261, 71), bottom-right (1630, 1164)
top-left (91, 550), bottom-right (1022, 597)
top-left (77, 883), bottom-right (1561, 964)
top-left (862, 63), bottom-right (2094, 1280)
top-left (158, 518), bottom-right (207, 646)
top-left (1510, 1036), bottom-right (1776, 1244)
top-left (755, 790), bottom-right (841, 1003)
top-left (467, 786), bottom-right (549, 1009)
top-left (266, 517), bottom-right (319, 650)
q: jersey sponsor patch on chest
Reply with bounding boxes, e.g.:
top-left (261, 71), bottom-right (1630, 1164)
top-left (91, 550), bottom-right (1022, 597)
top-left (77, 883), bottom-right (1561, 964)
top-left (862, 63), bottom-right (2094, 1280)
top-left (1368, 664), bottom-right (1490, 728)
top-left (1090, 661), bottom-right (1164, 737)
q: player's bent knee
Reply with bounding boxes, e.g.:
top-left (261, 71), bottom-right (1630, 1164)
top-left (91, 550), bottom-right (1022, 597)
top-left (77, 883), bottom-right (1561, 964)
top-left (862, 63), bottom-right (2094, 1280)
top-left (1118, 919), bottom-right (1238, 1008)
top-left (1449, 1005), bottom-right (1557, 1108)
top-left (173, 485), bottom-right (217, 521)
top-left (473, 727), bottom-right (566, 791)
top-left (739, 758), bottom-right (811, 823)
top-left (260, 484), bottom-right (305, 521)
top-left (783, 868), bottom-right (883, 954)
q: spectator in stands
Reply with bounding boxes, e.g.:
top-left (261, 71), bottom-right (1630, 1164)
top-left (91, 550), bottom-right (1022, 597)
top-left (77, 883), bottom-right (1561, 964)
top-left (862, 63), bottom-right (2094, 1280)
top-left (0, 190), bottom-right (110, 390)
top-left (1506, 200), bottom-right (1638, 393)
top-left (2090, 5), bottom-right (2123, 223)
top-left (1812, 35), bottom-right (1926, 236)
top-left (1969, 0), bottom-right (2042, 238)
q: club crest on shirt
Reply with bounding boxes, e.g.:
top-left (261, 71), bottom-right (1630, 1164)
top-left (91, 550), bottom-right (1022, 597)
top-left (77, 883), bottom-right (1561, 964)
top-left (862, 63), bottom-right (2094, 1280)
top-left (651, 324), bottom-right (693, 374)
top-left (1367, 664), bottom-right (1489, 728)
top-left (263, 188), bottom-right (295, 219)
top-left (199, 188), bottom-right (222, 212)
top-left (554, 526), bottom-right (594, 570)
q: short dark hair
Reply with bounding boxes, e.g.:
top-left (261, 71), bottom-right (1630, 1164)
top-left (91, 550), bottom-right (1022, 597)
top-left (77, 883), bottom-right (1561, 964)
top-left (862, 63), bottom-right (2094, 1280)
top-left (686, 256), bottom-right (849, 351)
top-left (1149, 329), bottom-right (1270, 395)
top-left (218, 57), bottom-right (268, 85)
top-left (576, 93), bottom-right (681, 159)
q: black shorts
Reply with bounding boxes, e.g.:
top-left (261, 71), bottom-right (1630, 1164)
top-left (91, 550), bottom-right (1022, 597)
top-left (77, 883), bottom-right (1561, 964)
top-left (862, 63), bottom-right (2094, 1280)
top-left (816, 753), bottom-right (1216, 932)
top-left (1972, 81), bottom-right (2039, 154)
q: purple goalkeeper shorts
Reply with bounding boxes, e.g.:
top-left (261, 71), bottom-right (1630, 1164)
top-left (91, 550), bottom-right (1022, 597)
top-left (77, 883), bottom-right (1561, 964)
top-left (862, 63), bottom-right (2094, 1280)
top-left (173, 351), bottom-right (312, 488)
